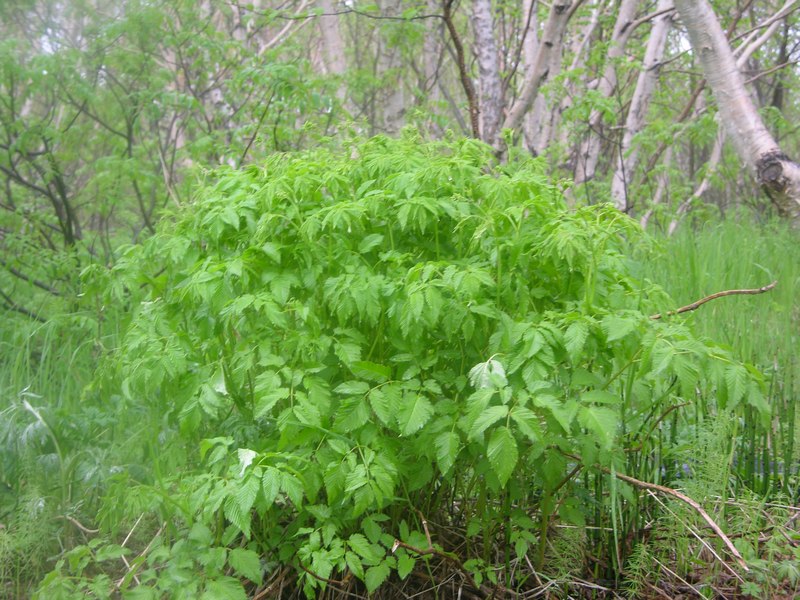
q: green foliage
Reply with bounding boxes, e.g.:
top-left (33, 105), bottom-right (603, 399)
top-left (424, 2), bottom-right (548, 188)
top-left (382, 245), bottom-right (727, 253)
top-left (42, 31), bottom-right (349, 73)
top-left (33, 132), bottom-right (771, 596)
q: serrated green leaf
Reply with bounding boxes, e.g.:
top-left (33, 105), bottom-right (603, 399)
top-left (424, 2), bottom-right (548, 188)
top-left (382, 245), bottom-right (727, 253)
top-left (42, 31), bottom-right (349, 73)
top-left (345, 550), bottom-right (364, 579)
top-left (229, 548), bottom-right (263, 585)
top-left (254, 387), bottom-right (289, 419)
top-left (94, 544), bottom-right (131, 562)
top-left (577, 405), bottom-right (618, 450)
top-left (280, 473), bottom-right (304, 506)
top-left (348, 533), bottom-right (382, 563)
top-left (261, 467), bottom-right (281, 504)
top-left (469, 358), bottom-right (507, 389)
top-left (601, 314), bottom-right (638, 342)
top-left (397, 553), bottom-right (415, 579)
top-left (396, 393), bottom-right (433, 436)
top-left (235, 474), bottom-right (259, 515)
top-left (487, 426), bottom-right (518, 487)
top-left (510, 406), bottom-right (542, 442)
top-left (333, 395), bottom-right (370, 433)
top-left (564, 320), bottom-right (589, 362)
top-left (469, 405), bottom-right (508, 440)
top-left (334, 380), bottom-right (370, 396)
top-left (534, 396), bottom-right (577, 433)
top-left (224, 494), bottom-right (251, 539)
top-left (202, 576), bottom-right (247, 600)
top-left (365, 561), bottom-right (391, 592)
top-left (725, 364), bottom-right (749, 408)
top-left (434, 431), bottom-right (460, 474)
top-left (368, 387), bottom-right (394, 426)
top-left (358, 233), bottom-right (384, 253)
top-left (351, 361), bottom-right (391, 382)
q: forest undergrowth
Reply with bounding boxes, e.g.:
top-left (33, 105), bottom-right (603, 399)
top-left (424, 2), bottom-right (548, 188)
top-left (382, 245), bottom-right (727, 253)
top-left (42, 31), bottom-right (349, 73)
top-left (0, 136), bottom-right (798, 599)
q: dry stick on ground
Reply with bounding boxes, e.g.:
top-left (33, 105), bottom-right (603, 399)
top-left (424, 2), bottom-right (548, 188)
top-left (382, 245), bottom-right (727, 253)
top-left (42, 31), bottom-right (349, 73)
top-left (57, 515), bottom-right (100, 534)
top-left (564, 453), bottom-right (748, 571)
top-left (117, 513), bottom-right (145, 586)
top-left (615, 472), bottom-right (748, 571)
top-left (645, 490), bottom-right (744, 583)
top-left (390, 538), bottom-right (484, 597)
top-left (391, 534), bottom-right (520, 598)
top-left (252, 567), bottom-right (293, 600)
top-left (114, 521), bottom-right (166, 591)
top-left (650, 280), bottom-right (777, 320)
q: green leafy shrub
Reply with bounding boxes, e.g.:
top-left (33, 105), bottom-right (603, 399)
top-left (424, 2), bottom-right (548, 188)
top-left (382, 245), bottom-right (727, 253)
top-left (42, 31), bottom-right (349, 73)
top-left (38, 132), bottom-right (769, 597)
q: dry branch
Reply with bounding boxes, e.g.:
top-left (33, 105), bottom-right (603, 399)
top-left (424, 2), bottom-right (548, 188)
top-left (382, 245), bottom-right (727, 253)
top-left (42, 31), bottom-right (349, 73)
top-left (650, 281), bottom-right (777, 320)
top-left (566, 453), bottom-right (749, 571)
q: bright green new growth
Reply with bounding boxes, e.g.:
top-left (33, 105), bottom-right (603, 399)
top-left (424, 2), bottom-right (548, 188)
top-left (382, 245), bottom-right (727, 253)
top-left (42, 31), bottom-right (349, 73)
top-left (40, 133), bottom-right (769, 597)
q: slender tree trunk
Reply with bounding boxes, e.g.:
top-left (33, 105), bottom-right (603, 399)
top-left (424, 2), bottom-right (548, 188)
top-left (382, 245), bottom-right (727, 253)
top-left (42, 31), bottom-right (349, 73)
top-left (674, 0), bottom-right (800, 222)
top-left (377, 0), bottom-right (406, 134)
top-left (319, 0), bottom-right (347, 80)
top-left (471, 0), bottom-right (504, 145)
top-left (610, 0), bottom-right (674, 212)
top-left (521, 0), bottom-right (546, 153)
top-left (574, 0), bottom-right (638, 185)
top-left (668, 128), bottom-right (725, 235)
top-left (553, 0), bottom-right (602, 153)
top-left (501, 0), bottom-right (575, 141)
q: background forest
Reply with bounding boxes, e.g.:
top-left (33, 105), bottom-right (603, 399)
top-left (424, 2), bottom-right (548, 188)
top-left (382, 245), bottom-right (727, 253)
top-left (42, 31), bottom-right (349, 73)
top-left (1, 0), bottom-right (799, 598)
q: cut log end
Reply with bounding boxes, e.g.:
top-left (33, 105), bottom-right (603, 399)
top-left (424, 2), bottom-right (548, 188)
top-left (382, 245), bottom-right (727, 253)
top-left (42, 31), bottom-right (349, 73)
top-left (755, 150), bottom-right (800, 224)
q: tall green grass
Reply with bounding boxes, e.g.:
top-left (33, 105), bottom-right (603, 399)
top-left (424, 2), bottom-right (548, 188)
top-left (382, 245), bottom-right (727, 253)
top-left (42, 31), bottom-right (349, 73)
top-left (642, 218), bottom-right (800, 497)
top-left (0, 314), bottom-right (105, 598)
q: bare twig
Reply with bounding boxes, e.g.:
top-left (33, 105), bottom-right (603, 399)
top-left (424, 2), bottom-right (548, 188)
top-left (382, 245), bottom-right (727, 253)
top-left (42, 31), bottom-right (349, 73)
top-left (650, 281), bottom-right (777, 320)
top-left (253, 567), bottom-right (292, 600)
top-left (417, 510), bottom-right (433, 548)
top-left (58, 515), bottom-right (99, 534)
top-left (0, 286), bottom-right (46, 322)
top-left (442, 0), bottom-right (480, 138)
top-left (646, 490), bottom-right (744, 583)
top-left (391, 539), bottom-right (485, 597)
top-left (113, 521), bottom-right (165, 591)
top-left (118, 514), bottom-right (145, 587)
top-left (565, 453), bottom-right (748, 571)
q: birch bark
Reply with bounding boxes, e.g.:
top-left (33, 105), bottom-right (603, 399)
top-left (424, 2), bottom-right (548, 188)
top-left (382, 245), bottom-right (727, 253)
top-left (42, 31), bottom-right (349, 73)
top-left (502, 0), bottom-right (575, 138)
top-left (610, 0), bottom-right (674, 212)
top-left (471, 0), bottom-right (504, 145)
top-left (376, 0), bottom-right (406, 134)
top-left (573, 0), bottom-right (638, 185)
top-left (674, 0), bottom-right (800, 222)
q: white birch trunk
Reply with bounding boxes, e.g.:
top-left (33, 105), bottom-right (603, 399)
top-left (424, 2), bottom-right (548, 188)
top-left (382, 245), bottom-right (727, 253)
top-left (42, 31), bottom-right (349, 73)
top-left (573, 0), bottom-right (638, 185)
top-left (471, 0), bottom-right (504, 145)
top-left (674, 0), bottom-right (800, 222)
top-left (319, 0), bottom-right (347, 78)
top-left (610, 0), bottom-right (674, 212)
top-left (554, 0), bottom-right (603, 152)
top-left (379, 0), bottom-right (406, 134)
top-left (521, 1), bottom-right (541, 151)
top-left (502, 0), bottom-right (575, 138)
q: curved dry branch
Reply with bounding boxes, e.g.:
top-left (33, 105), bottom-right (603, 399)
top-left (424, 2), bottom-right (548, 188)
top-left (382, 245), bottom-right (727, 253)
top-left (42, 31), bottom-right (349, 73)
top-left (565, 453), bottom-right (748, 571)
top-left (650, 280), bottom-right (777, 320)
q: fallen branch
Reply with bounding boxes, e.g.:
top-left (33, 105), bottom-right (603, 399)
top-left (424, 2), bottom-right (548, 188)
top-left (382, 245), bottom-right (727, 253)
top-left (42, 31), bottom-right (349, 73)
top-left (564, 453), bottom-right (748, 571)
top-left (618, 472), bottom-right (747, 570)
top-left (113, 520), bottom-right (165, 591)
top-left (253, 567), bottom-right (292, 600)
top-left (57, 515), bottom-right (99, 534)
top-left (298, 563), bottom-right (351, 587)
top-left (650, 280), bottom-right (777, 320)
top-left (391, 538), bottom-right (485, 597)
